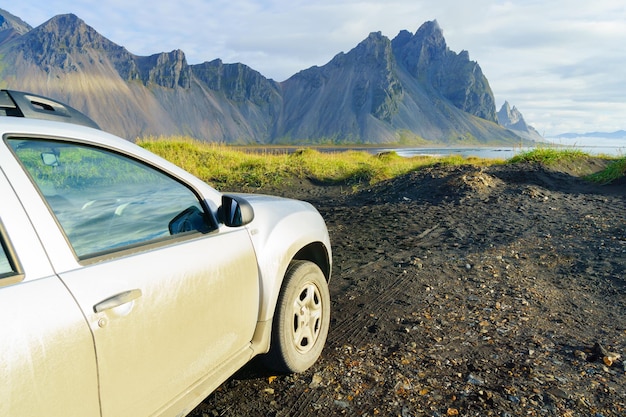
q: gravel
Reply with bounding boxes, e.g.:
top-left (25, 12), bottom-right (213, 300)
top-left (191, 160), bottom-right (625, 417)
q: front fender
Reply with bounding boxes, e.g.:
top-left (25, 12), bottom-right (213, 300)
top-left (238, 194), bottom-right (331, 322)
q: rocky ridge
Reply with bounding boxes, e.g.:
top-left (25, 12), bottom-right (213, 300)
top-left (0, 9), bottom-right (523, 145)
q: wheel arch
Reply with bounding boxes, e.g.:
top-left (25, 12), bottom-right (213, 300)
top-left (249, 241), bottom-right (331, 357)
top-left (292, 241), bottom-right (331, 282)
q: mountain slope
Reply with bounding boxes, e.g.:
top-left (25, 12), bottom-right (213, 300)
top-left (392, 21), bottom-right (496, 122)
top-left (277, 22), bottom-right (519, 144)
top-left (278, 32), bottom-right (404, 143)
top-left (0, 9), bottom-right (522, 145)
top-left (0, 8), bottom-right (31, 46)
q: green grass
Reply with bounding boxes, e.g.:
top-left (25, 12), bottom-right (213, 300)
top-left (138, 136), bottom-right (501, 189)
top-left (138, 136), bottom-right (625, 189)
top-left (586, 157), bottom-right (626, 184)
top-left (508, 147), bottom-right (588, 164)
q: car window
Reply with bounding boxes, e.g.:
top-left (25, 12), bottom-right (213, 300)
top-left (7, 139), bottom-right (215, 259)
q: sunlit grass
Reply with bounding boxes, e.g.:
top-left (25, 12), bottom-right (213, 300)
top-left (138, 136), bottom-right (624, 189)
top-left (586, 157), bottom-right (626, 184)
top-left (508, 147), bottom-right (588, 164)
top-left (138, 136), bottom-right (500, 189)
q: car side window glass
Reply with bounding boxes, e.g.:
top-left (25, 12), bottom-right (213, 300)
top-left (7, 139), bottom-right (214, 259)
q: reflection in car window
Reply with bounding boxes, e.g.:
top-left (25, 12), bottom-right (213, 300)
top-left (8, 139), bottom-right (213, 258)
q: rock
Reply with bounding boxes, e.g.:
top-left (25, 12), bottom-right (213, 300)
top-left (603, 351), bottom-right (621, 367)
top-left (309, 372), bottom-right (323, 388)
top-left (546, 387), bottom-right (570, 400)
top-left (333, 400), bottom-right (350, 409)
top-left (467, 374), bottom-right (484, 386)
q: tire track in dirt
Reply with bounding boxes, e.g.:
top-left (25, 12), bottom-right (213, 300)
top-left (327, 258), bottom-right (419, 349)
top-left (278, 391), bottom-right (319, 417)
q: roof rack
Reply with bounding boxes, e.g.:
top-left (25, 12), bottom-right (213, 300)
top-left (0, 90), bottom-right (100, 130)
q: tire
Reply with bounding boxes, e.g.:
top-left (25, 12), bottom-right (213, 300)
top-left (264, 260), bottom-right (331, 373)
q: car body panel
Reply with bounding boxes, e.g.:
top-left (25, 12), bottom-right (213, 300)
top-left (58, 226), bottom-right (259, 417)
top-left (0, 167), bottom-right (100, 417)
top-left (239, 193), bottom-right (332, 321)
top-left (0, 165), bottom-right (55, 281)
top-left (0, 277), bottom-right (101, 417)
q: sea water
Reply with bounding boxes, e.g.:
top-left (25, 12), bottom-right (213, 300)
top-left (379, 141), bottom-right (625, 159)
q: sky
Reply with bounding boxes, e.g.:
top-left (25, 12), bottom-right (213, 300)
top-left (6, 0), bottom-right (626, 137)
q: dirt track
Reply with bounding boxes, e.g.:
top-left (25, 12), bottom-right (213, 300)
top-left (192, 160), bottom-right (625, 417)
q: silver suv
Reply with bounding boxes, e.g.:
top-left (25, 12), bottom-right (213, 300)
top-left (0, 90), bottom-right (331, 417)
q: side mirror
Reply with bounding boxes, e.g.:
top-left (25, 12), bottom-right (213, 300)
top-left (218, 195), bottom-right (254, 227)
top-left (41, 152), bottom-right (60, 166)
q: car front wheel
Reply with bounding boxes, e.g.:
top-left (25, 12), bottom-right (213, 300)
top-left (264, 260), bottom-right (330, 373)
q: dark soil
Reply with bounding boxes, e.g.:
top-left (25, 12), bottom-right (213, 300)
top-left (192, 160), bottom-right (625, 417)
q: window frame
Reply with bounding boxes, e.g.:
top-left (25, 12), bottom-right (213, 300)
top-left (0, 219), bottom-right (25, 285)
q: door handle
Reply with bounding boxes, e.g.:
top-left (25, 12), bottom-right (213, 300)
top-left (93, 289), bottom-right (142, 313)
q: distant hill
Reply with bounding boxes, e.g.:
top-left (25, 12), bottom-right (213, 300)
top-left (497, 101), bottom-right (543, 142)
top-left (553, 130), bottom-right (626, 140)
top-left (0, 9), bottom-right (525, 145)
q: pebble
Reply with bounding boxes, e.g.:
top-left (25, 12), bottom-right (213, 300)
top-left (333, 400), bottom-right (350, 409)
top-left (546, 387), bottom-right (570, 400)
top-left (309, 372), bottom-right (323, 388)
top-left (467, 374), bottom-right (484, 386)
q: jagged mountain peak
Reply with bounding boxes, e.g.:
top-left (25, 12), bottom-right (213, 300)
top-left (392, 20), bottom-right (447, 69)
top-left (498, 101), bottom-right (525, 127)
top-left (36, 13), bottom-right (108, 48)
top-left (362, 31), bottom-right (387, 44)
top-left (414, 19), bottom-right (444, 42)
top-left (497, 102), bottom-right (543, 141)
top-left (391, 21), bottom-right (496, 123)
top-left (0, 8), bottom-right (31, 33)
top-left (347, 31), bottom-right (394, 66)
top-left (13, 12), bottom-right (128, 70)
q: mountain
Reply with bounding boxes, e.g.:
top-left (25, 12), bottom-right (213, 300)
top-left (553, 130), bottom-right (626, 140)
top-left (497, 101), bottom-right (543, 142)
top-left (279, 23), bottom-right (513, 144)
top-left (0, 9), bottom-right (523, 145)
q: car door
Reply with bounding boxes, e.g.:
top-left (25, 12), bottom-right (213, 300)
top-left (6, 137), bottom-right (260, 417)
top-left (0, 166), bottom-right (99, 417)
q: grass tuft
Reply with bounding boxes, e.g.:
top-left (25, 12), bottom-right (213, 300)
top-left (586, 157), bottom-right (626, 184)
top-left (508, 147), bottom-right (587, 165)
